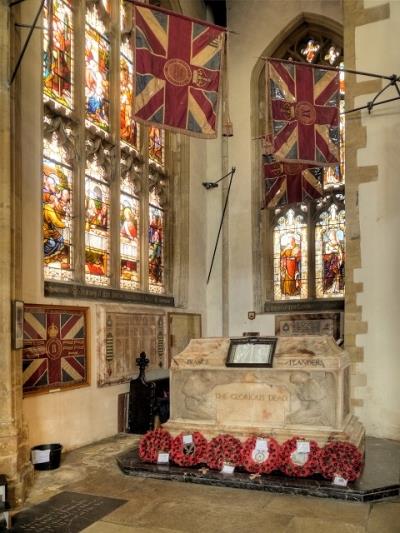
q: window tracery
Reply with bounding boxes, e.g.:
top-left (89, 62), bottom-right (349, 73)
top-left (42, 0), bottom-right (170, 297)
top-left (263, 23), bottom-right (344, 307)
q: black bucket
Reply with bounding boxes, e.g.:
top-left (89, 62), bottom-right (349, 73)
top-left (31, 443), bottom-right (63, 471)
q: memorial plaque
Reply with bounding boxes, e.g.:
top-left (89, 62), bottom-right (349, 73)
top-left (97, 307), bottom-right (166, 386)
top-left (12, 491), bottom-right (126, 533)
top-left (275, 312), bottom-right (342, 341)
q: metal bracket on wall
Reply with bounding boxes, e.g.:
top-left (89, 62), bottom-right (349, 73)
top-left (9, 0), bottom-right (45, 87)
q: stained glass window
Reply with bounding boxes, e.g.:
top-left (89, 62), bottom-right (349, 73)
top-left (120, 39), bottom-right (139, 148)
top-left (148, 188), bottom-right (165, 293)
top-left (273, 208), bottom-right (308, 300)
top-left (42, 0), bottom-right (172, 297)
top-left (85, 3), bottom-right (110, 131)
top-left (120, 175), bottom-right (140, 290)
top-left (315, 203), bottom-right (345, 298)
top-left (43, 0), bottom-right (73, 109)
top-left (300, 39), bottom-right (320, 63)
top-left (43, 133), bottom-right (73, 280)
top-left (149, 127), bottom-right (164, 166)
top-left (85, 158), bottom-right (110, 286)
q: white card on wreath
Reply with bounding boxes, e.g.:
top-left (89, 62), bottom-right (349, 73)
top-left (255, 438), bottom-right (268, 452)
top-left (296, 440), bottom-right (310, 453)
top-left (157, 452), bottom-right (170, 464)
top-left (221, 463), bottom-right (235, 474)
top-left (332, 475), bottom-right (348, 487)
top-left (183, 434), bottom-right (193, 445)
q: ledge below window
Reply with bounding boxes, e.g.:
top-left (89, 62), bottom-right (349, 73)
top-left (263, 299), bottom-right (344, 313)
top-left (44, 281), bottom-right (175, 307)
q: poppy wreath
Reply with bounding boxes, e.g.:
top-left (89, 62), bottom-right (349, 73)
top-left (170, 432), bottom-right (208, 467)
top-left (279, 437), bottom-right (320, 477)
top-left (138, 428), bottom-right (172, 463)
top-left (206, 434), bottom-right (243, 470)
top-left (319, 441), bottom-right (363, 481)
top-left (240, 436), bottom-right (281, 474)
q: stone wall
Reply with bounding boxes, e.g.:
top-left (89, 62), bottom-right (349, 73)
top-left (344, 0), bottom-right (400, 440)
top-left (0, 0), bottom-right (33, 504)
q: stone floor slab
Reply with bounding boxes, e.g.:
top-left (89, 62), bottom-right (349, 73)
top-left (285, 516), bottom-right (366, 533)
top-left (82, 521), bottom-right (181, 533)
top-left (367, 501), bottom-right (400, 533)
top-left (266, 493), bottom-right (370, 524)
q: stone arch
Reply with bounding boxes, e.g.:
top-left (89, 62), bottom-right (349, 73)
top-left (250, 13), bottom-right (343, 311)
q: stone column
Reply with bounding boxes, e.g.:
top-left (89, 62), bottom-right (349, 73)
top-left (0, 0), bottom-right (33, 505)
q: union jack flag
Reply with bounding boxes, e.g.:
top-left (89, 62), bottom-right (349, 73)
top-left (264, 155), bottom-right (323, 208)
top-left (23, 306), bottom-right (87, 394)
top-left (134, 3), bottom-right (225, 138)
top-left (268, 59), bottom-right (340, 165)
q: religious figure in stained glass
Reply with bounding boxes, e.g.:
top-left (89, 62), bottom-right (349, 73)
top-left (84, 159), bottom-right (110, 285)
top-left (148, 187), bottom-right (164, 292)
top-left (120, 40), bottom-right (139, 147)
top-left (273, 209), bottom-right (308, 300)
top-left (149, 127), bottom-right (164, 165)
top-left (43, 0), bottom-right (73, 109)
top-left (120, 187), bottom-right (140, 290)
top-left (42, 133), bottom-right (73, 281)
top-left (280, 235), bottom-right (301, 296)
top-left (85, 5), bottom-right (110, 130)
top-left (316, 204), bottom-right (345, 298)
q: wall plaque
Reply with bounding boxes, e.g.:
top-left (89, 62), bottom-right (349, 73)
top-left (97, 309), bottom-right (166, 386)
top-left (275, 312), bottom-right (342, 341)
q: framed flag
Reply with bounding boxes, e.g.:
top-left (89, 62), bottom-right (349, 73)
top-left (133, 2), bottom-right (226, 138)
top-left (22, 304), bottom-right (89, 395)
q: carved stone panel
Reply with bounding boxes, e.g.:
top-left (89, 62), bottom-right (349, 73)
top-left (97, 307), bottom-right (167, 386)
top-left (275, 312), bottom-right (342, 341)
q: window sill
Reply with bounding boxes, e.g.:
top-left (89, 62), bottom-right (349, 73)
top-left (263, 299), bottom-right (344, 314)
top-left (44, 281), bottom-right (174, 307)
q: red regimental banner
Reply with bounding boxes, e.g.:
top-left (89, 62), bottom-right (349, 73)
top-left (134, 3), bottom-right (225, 138)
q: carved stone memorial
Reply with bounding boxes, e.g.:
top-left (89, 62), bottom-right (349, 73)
top-left (164, 336), bottom-right (364, 448)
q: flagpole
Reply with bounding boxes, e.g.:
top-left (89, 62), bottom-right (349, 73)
top-left (206, 167), bottom-right (236, 285)
top-left (263, 56), bottom-right (399, 82)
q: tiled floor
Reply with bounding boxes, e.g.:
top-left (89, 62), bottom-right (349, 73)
top-left (16, 434), bottom-right (400, 533)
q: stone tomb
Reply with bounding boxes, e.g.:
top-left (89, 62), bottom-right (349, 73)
top-left (164, 336), bottom-right (364, 448)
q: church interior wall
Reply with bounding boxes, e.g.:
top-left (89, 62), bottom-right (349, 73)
top-left (18, 0), bottom-right (211, 451)
top-left (352, 0), bottom-right (400, 440)
top-left (9, 0), bottom-right (400, 458)
top-left (223, 0), bottom-right (342, 335)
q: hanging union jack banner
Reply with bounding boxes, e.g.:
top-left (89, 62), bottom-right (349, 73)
top-left (268, 59), bottom-right (340, 165)
top-left (23, 305), bottom-right (88, 395)
top-left (264, 155), bottom-right (323, 208)
top-left (133, 2), bottom-right (225, 138)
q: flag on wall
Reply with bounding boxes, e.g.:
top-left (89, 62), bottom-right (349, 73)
top-left (264, 156), bottom-right (323, 208)
top-left (268, 59), bottom-right (340, 165)
top-left (23, 306), bottom-right (88, 394)
top-left (133, 2), bottom-right (226, 138)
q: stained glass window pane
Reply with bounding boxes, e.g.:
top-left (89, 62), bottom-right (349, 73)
top-left (148, 189), bottom-right (164, 293)
top-left (324, 64), bottom-right (345, 188)
top-left (300, 39), bottom-right (320, 63)
top-left (149, 127), bottom-right (164, 166)
top-left (120, 175), bottom-right (140, 290)
top-left (273, 209), bottom-right (308, 300)
top-left (120, 39), bottom-right (139, 148)
top-left (43, 0), bottom-right (73, 109)
top-left (85, 4), bottom-right (110, 131)
top-left (43, 133), bottom-right (73, 280)
top-left (85, 158), bottom-right (110, 285)
top-left (315, 204), bottom-right (345, 298)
